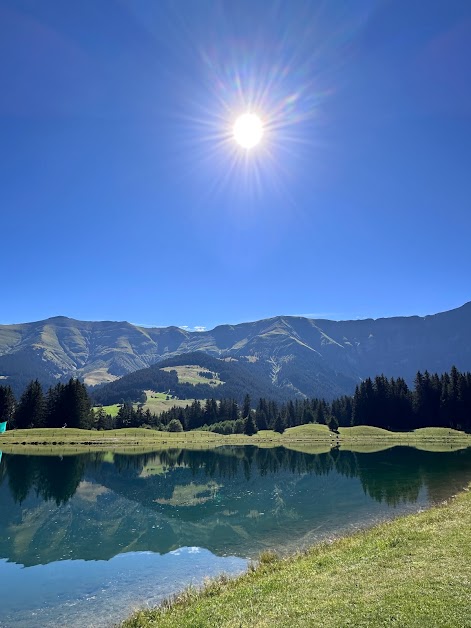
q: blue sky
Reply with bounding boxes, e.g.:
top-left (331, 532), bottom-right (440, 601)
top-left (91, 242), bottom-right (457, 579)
top-left (2, 0), bottom-right (470, 330)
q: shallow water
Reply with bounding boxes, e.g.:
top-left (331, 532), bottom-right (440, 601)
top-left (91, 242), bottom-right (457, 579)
top-left (0, 445), bottom-right (470, 627)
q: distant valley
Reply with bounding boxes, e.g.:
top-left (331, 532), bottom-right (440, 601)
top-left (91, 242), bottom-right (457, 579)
top-left (1, 302), bottom-right (470, 400)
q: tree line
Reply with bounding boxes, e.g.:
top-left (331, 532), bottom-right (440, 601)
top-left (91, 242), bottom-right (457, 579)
top-left (0, 366), bottom-right (470, 432)
top-left (142, 366), bottom-right (471, 433)
top-left (0, 379), bottom-right (94, 429)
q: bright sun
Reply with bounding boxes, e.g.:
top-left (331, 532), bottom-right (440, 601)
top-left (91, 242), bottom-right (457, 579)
top-left (233, 113), bottom-right (263, 149)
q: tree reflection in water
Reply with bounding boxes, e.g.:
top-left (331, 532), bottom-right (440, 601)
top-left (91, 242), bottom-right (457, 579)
top-left (1, 446), bottom-right (471, 508)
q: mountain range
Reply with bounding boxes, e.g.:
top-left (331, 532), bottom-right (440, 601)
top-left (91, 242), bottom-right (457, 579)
top-left (1, 302), bottom-right (470, 400)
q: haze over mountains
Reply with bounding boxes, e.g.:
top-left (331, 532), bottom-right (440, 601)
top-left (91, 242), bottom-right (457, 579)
top-left (1, 302), bottom-right (470, 400)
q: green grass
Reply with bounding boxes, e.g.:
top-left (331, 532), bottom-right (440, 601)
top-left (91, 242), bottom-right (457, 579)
top-left (161, 365), bottom-right (224, 386)
top-left (93, 393), bottom-right (196, 418)
top-left (123, 484), bottom-right (471, 628)
top-left (96, 403), bottom-right (121, 417)
top-left (142, 391), bottom-right (194, 415)
top-left (1, 425), bottom-right (470, 456)
top-left (339, 425), bottom-right (403, 439)
top-left (285, 424), bottom-right (333, 437)
top-left (339, 425), bottom-right (471, 443)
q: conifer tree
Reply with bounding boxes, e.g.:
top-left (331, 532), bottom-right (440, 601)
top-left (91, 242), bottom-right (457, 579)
top-left (116, 402), bottom-right (133, 428)
top-left (244, 413), bottom-right (258, 436)
top-left (15, 380), bottom-right (45, 428)
top-left (95, 407), bottom-right (108, 430)
top-left (242, 394), bottom-right (251, 418)
top-left (0, 385), bottom-right (15, 425)
top-left (230, 399), bottom-right (240, 422)
top-left (61, 379), bottom-right (93, 428)
top-left (273, 414), bottom-right (285, 434)
top-left (45, 383), bottom-right (66, 428)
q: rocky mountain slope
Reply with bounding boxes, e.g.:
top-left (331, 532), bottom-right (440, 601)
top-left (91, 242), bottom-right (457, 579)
top-left (1, 302), bottom-right (470, 399)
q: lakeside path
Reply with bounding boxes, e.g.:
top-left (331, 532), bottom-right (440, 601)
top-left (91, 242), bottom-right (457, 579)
top-left (1, 425), bottom-right (470, 455)
top-left (122, 483), bottom-right (471, 628)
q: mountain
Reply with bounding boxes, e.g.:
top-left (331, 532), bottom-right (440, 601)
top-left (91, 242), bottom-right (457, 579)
top-left (91, 352), bottom-right (280, 405)
top-left (0, 317), bottom-right (187, 395)
top-left (1, 302), bottom-right (470, 399)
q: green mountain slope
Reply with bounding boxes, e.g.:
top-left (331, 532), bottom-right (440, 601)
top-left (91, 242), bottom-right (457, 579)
top-left (1, 302), bottom-right (471, 399)
top-left (91, 352), bottom-right (278, 405)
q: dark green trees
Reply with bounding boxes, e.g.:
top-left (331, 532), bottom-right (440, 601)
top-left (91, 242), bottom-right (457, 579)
top-left (13, 378), bottom-right (92, 429)
top-left (95, 406), bottom-right (109, 430)
top-left (116, 402), bottom-right (134, 428)
top-left (273, 414), bottom-right (285, 434)
top-left (46, 383), bottom-right (66, 428)
top-left (244, 413), bottom-right (258, 436)
top-left (0, 385), bottom-right (15, 424)
top-left (59, 379), bottom-right (93, 429)
top-left (349, 367), bottom-right (471, 432)
top-left (15, 380), bottom-right (45, 428)
top-left (168, 418), bottom-right (184, 432)
top-left (7, 365), bottom-right (471, 433)
top-left (242, 394), bottom-right (251, 419)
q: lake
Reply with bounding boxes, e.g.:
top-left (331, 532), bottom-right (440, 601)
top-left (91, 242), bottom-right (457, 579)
top-left (1, 445), bottom-right (471, 627)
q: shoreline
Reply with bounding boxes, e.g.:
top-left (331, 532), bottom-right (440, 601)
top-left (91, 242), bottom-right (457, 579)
top-left (121, 483), bottom-right (471, 627)
top-left (1, 425), bottom-right (470, 455)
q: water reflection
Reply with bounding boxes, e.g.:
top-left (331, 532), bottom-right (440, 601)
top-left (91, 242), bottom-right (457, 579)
top-left (0, 446), bottom-right (471, 567)
top-left (5, 454), bottom-right (86, 505)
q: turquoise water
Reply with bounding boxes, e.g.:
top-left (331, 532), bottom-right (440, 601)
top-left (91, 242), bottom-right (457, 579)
top-left (0, 445), bottom-right (470, 627)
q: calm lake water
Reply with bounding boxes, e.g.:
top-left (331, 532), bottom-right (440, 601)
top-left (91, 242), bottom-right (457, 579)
top-left (1, 445), bottom-right (471, 627)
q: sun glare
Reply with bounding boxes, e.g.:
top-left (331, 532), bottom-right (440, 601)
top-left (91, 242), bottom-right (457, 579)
top-left (233, 113), bottom-right (263, 149)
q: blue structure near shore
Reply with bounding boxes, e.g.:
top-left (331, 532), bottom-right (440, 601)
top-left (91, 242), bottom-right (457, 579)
top-left (0, 422), bottom-right (7, 433)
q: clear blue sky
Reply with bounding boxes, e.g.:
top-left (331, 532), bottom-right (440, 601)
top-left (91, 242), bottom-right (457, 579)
top-left (2, 0), bottom-right (470, 330)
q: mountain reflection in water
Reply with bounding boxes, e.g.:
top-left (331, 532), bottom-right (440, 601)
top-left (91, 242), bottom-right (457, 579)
top-left (1, 446), bottom-right (471, 567)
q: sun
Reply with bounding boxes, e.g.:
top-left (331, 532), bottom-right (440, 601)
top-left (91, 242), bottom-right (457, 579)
top-left (233, 113), bottom-right (263, 149)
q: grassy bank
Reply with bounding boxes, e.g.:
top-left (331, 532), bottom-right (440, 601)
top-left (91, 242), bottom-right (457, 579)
top-left (1, 425), bottom-right (470, 455)
top-left (123, 484), bottom-right (471, 628)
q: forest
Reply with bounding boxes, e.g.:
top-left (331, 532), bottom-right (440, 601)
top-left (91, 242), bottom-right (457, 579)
top-left (0, 366), bottom-right (470, 433)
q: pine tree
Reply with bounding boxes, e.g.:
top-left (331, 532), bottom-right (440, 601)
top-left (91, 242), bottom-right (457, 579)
top-left (15, 380), bottom-right (45, 428)
top-left (203, 398), bottom-right (218, 425)
top-left (116, 402), bottom-right (133, 428)
top-left (273, 414), bottom-right (285, 434)
top-left (244, 413), bottom-right (258, 436)
top-left (316, 402), bottom-right (326, 425)
top-left (286, 400), bottom-right (296, 427)
top-left (0, 385), bottom-right (15, 425)
top-left (45, 383), bottom-right (66, 428)
top-left (61, 379), bottom-right (93, 429)
top-left (242, 394), bottom-right (251, 419)
top-left (230, 399), bottom-right (239, 422)
top-left (255, 398), bottom-right (268, 430)
top-left (95, 407), bottom-right (108, 430)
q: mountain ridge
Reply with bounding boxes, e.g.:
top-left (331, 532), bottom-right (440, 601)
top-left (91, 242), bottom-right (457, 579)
top-left (1, 302), bottom-right (470, 399)
top-left (8, 299), bottom-right (471, 327)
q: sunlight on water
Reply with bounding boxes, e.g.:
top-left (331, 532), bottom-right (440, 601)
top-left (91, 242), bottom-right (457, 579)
top-left (0, 550), bottom-right (246, 628)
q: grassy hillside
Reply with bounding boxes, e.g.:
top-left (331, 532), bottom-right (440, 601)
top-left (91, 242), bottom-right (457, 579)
top-left (96, 392), bottom-right (194, 417)
top-left (142, 391), bottom-right (194, 414)
top-left (92, 352), bottom-right (276, 405)
top-left (339, 425), bottom-right (470, 442)
top-left (122, 483), bottom-right (471, 627)
top-left (160, 366), bottom-right (223, 386)
top-left (3, 302), bottom-right (471, 399)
